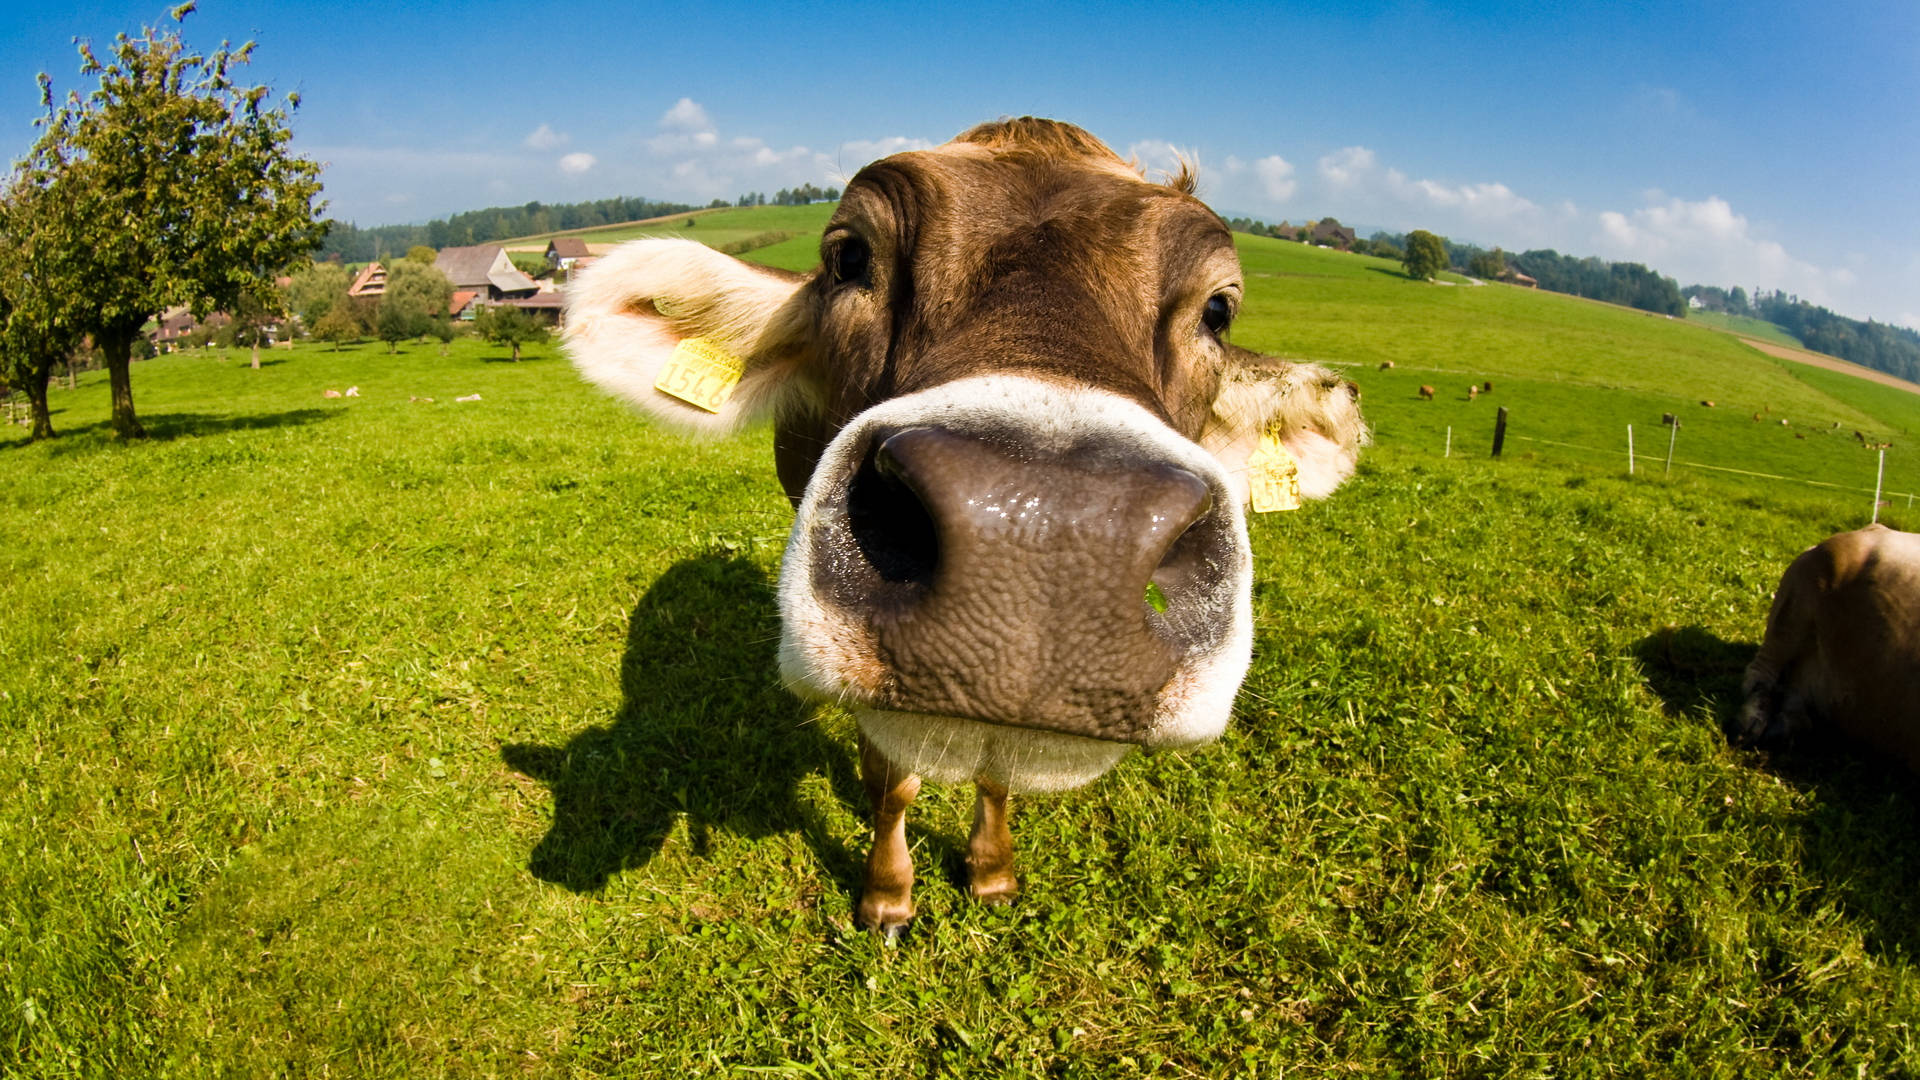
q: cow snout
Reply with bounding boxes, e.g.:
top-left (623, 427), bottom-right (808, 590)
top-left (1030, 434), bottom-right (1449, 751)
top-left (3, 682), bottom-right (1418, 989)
top-left (782, 380), bottom-right (1252, 746)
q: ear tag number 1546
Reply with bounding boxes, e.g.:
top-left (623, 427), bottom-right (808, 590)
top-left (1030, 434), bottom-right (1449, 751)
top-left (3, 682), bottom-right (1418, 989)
top-left (654, 336), bottom-right (745, 413)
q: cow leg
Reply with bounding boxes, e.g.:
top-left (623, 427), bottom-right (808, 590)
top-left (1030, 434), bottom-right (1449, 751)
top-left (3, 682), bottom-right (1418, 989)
top-left (966, 776), bottom-right (1018, 904)
top-left (857, 735), bottom-right (921, 936)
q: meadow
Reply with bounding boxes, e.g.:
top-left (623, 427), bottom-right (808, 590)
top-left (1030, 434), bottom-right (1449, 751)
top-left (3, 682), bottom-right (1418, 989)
top-left (4, 229), bottom-right (1920, 1077)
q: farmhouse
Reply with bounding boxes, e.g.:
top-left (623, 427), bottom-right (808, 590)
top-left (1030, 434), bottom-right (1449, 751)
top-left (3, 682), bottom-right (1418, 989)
top-left (448, 290), bottom-right (480, 321)
top-left (433, 244), bottom-right (539, 302)
top-left (545, 237), bottom-right (593, 273)
top-left (347, 261), bottom-right (387, 298)
top-left (1311, 219), bottom-right (1357, 250)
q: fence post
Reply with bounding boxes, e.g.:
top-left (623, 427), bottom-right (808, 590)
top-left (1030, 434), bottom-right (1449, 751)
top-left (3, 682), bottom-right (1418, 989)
top-left (1873, 448), bottom-right (1886, 524)
top-left (1626, 425), bottom-right (1634, 475)
top-left (1491, 407), bottom-right (1508, 458)
top-left (1664, 420), bottom-right (1678, 475)
top-left (1445, 426), bottom-right (1452, 458)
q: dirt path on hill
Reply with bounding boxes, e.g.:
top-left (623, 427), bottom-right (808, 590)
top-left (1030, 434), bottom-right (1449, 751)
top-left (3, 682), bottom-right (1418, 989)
top-left (1739, 338), bottom-right (1920, 397)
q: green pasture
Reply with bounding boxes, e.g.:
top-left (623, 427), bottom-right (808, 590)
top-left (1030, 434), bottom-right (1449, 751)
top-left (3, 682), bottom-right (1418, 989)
top-left (1686, 309), bottom-right (1806, 349)
top-left (5, 230), bottom-right (1920, 1076)
top-left (504, 204), bottom-right (837, 253)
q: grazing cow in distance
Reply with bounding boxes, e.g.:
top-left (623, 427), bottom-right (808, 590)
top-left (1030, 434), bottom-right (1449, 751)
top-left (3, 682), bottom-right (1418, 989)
top-left (1419, 385), bottom-right (1436, 400)
top-left (1701, 400), bottom-right (1716, 408)
top-left (1481, 381), bottom-right (1492, 393)
top-left (1467, 385), bottom-right (1479, 401)
top-left (1734, 525), bottom-right (1920, 770)
top-left (1378, 361), bottom-right (1394, 370)
top-left (565, 118), bottom-right (1368, 933)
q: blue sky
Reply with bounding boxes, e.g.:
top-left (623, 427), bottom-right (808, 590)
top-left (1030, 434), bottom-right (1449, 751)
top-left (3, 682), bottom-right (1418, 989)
top-left (5, 0), bottom-right (1917, 326)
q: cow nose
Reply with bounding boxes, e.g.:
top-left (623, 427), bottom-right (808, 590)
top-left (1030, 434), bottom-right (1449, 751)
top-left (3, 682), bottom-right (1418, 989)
top-left (833, 424), bottom-right (1223, 738)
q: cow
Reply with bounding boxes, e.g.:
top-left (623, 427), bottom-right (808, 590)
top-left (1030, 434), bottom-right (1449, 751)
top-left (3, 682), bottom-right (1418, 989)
top-left (1419, 385), bottom-right (1436, 400)
top-left (1733, 525), bottom-right (1920, 770)
top-left (1467, 385), bottom-right (1479, 401)
top-left (1378, 361), bottom-right (1395, 370)
top-left (564, 118), bottom-right (1367, 934)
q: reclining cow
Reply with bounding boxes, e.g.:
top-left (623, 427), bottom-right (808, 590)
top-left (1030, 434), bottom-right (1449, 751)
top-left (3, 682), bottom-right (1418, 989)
top-left (565, 118), bottom-right (1367, 933)
top-left (1734, 524), bottom-right (1920, 768)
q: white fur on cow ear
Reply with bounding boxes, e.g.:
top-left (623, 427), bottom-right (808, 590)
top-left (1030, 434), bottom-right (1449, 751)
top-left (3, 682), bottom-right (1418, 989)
top-left (564, 238), bottom-right (815, 436)
top-left (1199, 349), bottom-right (1369, 508)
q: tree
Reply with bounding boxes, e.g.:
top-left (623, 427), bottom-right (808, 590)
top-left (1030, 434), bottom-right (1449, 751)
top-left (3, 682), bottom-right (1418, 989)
top-left (1403, 230), bottom-right (1448, 281)
top-left (21, 6), bottom-right (324, 438)
top-left (379, 259), bottom-right (453, 341)
top-left (428, 314), bottom-right (455, 357)
top-left (0, 175), bottom-right (83, 441)
top-left (283, 262), bottom-right (349, 329)
top-left (473, 304), bottom-right (548, 361)
top-left (1467, 246), bottom-right (1507, 281)
top-left (225, 289), bottom-right (280, 368)
top-left (375, 301), bottom-right (415, 353)
top-left (311, 302), bottom-right (360, 350)
top-left (405, 245), bottom-right (437, 265)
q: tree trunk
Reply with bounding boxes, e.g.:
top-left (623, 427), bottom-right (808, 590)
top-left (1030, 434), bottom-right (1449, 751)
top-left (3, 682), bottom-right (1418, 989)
top-left (511, 341), bottom-right (521, 361)
top-left (25, 365), bottom-right (54, 441)
top-left (251, 342), bottom-right (261, 369)
top-left (101, 327), bottom-right (146, 439)
top-left (66, 359), bottom-right (76, 391)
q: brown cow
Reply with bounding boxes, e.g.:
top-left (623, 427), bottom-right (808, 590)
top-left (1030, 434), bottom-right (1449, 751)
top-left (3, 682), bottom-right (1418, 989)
top-left (1734, 525), bottom-right (1920, 769)
top-left (565, 119), bottom-right (1367, 933)
top-left (1418, 385), bottom-right (1435, 400)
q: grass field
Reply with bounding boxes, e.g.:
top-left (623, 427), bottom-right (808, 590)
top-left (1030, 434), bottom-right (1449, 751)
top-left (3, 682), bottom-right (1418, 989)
top-left (502, 205), bottom-right (837, 254)
top-left (5, 231), bottom-right (1920, 1076)
top-left (1686, 309), bottom-right (1806, 349)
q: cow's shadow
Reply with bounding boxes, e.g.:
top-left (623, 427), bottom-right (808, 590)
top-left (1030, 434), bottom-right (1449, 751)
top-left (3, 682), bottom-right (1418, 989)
top-left (502, 554), bottom-right (865, 894)
top-left (1634, 624), bottom-right (1920, 959)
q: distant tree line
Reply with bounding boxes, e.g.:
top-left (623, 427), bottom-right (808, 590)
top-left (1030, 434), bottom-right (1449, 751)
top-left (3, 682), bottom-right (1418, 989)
top-left (319, 195), bottom-right (706, 262)
top-left (733, 183), bottom-right (841, 207)
top-left (1351, 230), bottom-right (1684, 315)
top-left (1753, 292), bottom-right (1920, 383)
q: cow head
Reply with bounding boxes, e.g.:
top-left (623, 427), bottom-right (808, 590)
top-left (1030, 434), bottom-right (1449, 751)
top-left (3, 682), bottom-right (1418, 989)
top-left (566, 118), bottom-right (1366, 791)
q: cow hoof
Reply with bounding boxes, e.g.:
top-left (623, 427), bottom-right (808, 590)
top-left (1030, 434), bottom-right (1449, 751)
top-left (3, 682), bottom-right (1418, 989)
top-left (857, 894), bottom-right (915, 938)
top-left (968, 873), bottom-right (1020, 906)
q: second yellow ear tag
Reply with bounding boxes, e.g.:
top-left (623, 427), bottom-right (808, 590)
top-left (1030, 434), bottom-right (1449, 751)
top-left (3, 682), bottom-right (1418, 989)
top-left (653, 336), bottom-right (745, 413)
top-left (1247, 428), bottom-right (1302, 513)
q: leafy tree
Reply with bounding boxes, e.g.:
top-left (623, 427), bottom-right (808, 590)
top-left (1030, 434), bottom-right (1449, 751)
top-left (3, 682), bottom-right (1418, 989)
top-left (380, 259), bottom-right (453, 338)
top-left (428, 314), bottom-right (456, 357)
top-left (1468, 247), bottom-right (1507, 281)
top-left (473, 304), bottom-right (548, 361)
top-left (375, 301), bottom-right (416, 353)
top-left (283, 262), bottom-right (350, 328)
top-left (311, 302), bottom-right (360, 350)
top-left (225, 289), bottom-right (280, 368)
top-left (1403, 230), bottom-right (1449, 281)
top-left (0, 175), bottom-right (83, 441)
top-left (21, 5), bottom-right (324, 438)
top-left (405, 245), bottom-right (437, 265)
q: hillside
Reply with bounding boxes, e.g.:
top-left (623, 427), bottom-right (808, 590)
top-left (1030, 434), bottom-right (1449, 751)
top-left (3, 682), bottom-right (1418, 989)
top-left (501, 203), bottom-right (838, 260)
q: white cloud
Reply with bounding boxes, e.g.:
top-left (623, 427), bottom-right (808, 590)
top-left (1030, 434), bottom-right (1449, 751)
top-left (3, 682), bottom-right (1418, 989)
top-left (524, 124), bottom-right (568, 151)
top-left (1593, 194), bottom-right (1851, 305)
top-left (558, 152), bottom-right (597, 174)
top-left (660, 97), bottom-right (714, 133)
top-left (1317, 146), bottom-right (1375, 188)
top-left (1254, 155), bottom-right (1295, 202)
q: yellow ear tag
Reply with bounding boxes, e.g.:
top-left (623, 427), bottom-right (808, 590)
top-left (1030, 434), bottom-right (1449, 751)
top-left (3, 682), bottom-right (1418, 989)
top-left (1247, 428), bottom-right (1302, 513)
top-left (653, 336), bottom-right (745, 413)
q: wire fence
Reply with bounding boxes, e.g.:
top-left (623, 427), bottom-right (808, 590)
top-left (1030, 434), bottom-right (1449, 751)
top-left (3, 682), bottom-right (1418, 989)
top-left (1441, 418), bottom-right (1916, 523)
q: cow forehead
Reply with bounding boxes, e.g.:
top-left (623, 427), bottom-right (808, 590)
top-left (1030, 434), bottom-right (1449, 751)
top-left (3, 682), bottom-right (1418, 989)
top-left (820, 131), bottom-right (1240, 427)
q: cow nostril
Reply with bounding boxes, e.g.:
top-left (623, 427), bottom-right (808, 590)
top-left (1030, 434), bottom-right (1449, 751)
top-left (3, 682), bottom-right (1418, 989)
top-left (846, 436), bottom-right (940, 585)
top-left (1147, 480), bottom-right (1218, 615)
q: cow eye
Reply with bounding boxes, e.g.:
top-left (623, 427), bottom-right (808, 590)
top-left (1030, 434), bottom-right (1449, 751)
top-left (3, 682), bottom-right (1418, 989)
top-left (827, 235), bottom-right (872, 288)
top-left (1202, 294), bottom-right (1234, 336)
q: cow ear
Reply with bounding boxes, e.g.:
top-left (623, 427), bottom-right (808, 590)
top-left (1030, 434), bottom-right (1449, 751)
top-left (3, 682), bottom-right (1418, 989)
top-left (1200, 347), bottom-right (1369, 509)
top-left (564, 238), bottom-right (815, 436)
